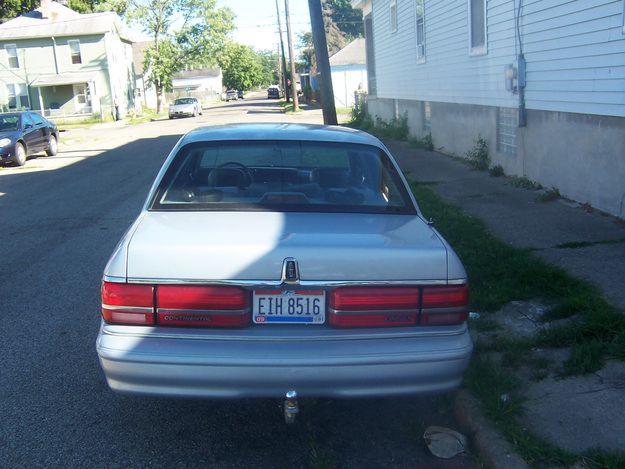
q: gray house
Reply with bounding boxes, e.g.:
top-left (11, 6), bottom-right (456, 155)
top-left (0, 0), bottom-right (136, 119)
top-left (353, 0), bottom-right (625, 218)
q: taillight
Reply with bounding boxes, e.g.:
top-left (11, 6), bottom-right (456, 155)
top-left (329, 287), bottom-right (420, 327)
top-left (101, 281), bottom-right (155, 325)
top-left (421, 285), bottom-right (469, 326)
top-left (156, 285), bottom-right (249, 327)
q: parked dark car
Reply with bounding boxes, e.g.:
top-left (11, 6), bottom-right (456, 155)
top-left (237, 90), bottom-right (244, 99)
top-left (0, 112), bottom-right (59, 166)
top-left (267, 86), bottom-right (282, 99)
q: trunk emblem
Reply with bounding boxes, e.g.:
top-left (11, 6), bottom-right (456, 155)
top-left (281, 258), bottom-right (299, 284)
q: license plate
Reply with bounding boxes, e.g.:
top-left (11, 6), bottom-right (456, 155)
top-left (253, 290), bottom-right (325, 324)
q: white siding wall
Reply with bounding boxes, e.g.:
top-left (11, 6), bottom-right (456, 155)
top-left (521, 0), bottom-right (625, 116)
top-left (371, 0), bottom-right (625, 117)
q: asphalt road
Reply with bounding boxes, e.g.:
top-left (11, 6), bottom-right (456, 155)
top-left (0, 96), bottom-right (471, 468)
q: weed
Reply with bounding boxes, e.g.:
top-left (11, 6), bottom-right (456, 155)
top-left (537, 186), bottom-right (561, 202)
top-left (408, 133), bottom-right (434, 150)
top-left (508, 175), bottom-right (542, 190)
top-left (561, 340), bottom-right (606, 376)
top-left (375, 114), bottom-right (409, 140)
top-left (466, 135), bottom-right (490, 170)
top-left (489, 164), bottom-right (504, 177)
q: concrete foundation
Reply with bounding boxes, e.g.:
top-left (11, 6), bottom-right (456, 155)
top-left (366, 97), bottom-right (625, 218)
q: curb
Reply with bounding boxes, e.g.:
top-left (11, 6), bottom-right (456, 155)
top-left (454, 390), bottom-right (528, 469)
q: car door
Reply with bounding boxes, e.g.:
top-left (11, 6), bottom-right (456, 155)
top-left (21, 114), bottom-right (39, 155)
top-left (30, 113), bottom-right (50, 150)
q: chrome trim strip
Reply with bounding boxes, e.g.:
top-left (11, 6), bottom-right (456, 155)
top-left (156, 308), bottom-right (249, 316)
top-left (103, 275), bottom-right (126, 283)
top-left (125, 278), bottom-right (466, 287)
top-left (329, 308), bottom-right (418, 316)
top-left (101, 304), bottom-right (153, 314)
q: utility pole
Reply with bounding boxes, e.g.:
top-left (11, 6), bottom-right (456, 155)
top-left (307, 0), bottom-right (337, 125)
top-left (284, 0), bottom-right (299, 111)
top-left (275, 0), bottom-right (290, 102)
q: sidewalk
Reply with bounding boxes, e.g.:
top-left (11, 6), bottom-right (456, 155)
top-left (388, 141), bottom-right (625, 311)
top-left (388, 140), bottom-right (625, 458)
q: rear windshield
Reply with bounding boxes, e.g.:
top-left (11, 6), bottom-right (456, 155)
top-left (150, 140), bottom-right (415, 214)
top-left (174, 98), bottom-right (195, 105)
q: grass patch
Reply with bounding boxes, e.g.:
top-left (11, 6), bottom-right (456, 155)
top-left (56, 115), bottom-right (108, 130)
top-left (126, 108), bottom-right (166, 124)
top-left (508, 175), bottom-right (542, 190)
top-left (409, 180), bottom-right (625, 465)
top-left (347, 106), bottom-right (409, 141)
top-left (279, 100), bottom-right (303, 114)
top-left (408, 133), bottom-right (434, 150)
top-left (411, 180), bottom-right (625, 370)
top-left (537, 186), bottom-right (561, 202)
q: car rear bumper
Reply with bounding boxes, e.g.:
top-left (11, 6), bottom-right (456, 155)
top-left (96, 323), bottom-right (473, 398)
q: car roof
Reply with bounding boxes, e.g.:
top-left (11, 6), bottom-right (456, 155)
top-left (180, 123), bottom-right (384, 148)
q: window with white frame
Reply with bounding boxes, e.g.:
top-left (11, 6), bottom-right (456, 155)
top-left (6, 83), bottom-right (29, 109)
top-left (469, 0), bottom-right (487, 55)
top-left (68, 39), bottom-right (82, 64)
top-left (390, 0), bottom-right (398, 32)
top-left (416, 0), bottom-right (425, 62)
top-left (5, 44), bottom-right (19, 68)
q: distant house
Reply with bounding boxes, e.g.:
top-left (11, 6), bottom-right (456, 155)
top-left (170, 68), bottom-right (223, 105)
top-left (352, 0), bottom-right (625, 219)
top-left (329, 38), bottom-right (367, 108)
top-left (0, 0), bottom-right (136, 120)
top-left (132, 40), bottom-right (157, 110)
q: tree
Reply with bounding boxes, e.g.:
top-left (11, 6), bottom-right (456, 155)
top-left (129, 0), bottom-right (234, 112)
top-left (0, 0), bottom-right (115, 20)
top-left (325, 0), bottom-right (363, 39)
top-left (219, 44), bottom-right (278, 91)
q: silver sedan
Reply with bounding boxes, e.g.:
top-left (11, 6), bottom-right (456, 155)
top-left (96, 123), bottom-right (472, 409)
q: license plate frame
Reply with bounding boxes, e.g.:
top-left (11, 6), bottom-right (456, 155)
top-left (252, 290), bottom-right (326, 324)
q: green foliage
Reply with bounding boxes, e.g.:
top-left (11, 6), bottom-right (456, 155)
top-left (218, 44), bottom-right (278, 91)
top-left (408, 133), bottom-right (434, 151)
top-left (466, 135), bottom-right (490, 170)
top-left (508, 175), bottom-right (542, 190)
top-left (374, 115), bottom-right (409, 140)
top-left (537, 186), bottom-right (561, 202)
top-left (130, 0), bottom-right (234, 109)
top-left (325, 0), bottom-right (363, 39)
top-left (489, 164), bottom-right (504, 177)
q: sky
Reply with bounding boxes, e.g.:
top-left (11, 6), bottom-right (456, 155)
top-left (219, 0), bottom-right (312, 54)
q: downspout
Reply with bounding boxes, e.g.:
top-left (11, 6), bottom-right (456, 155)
top-left (51, 36), bottom-right (59, 74)
top-left (515, 0), bottom-right (527, 127)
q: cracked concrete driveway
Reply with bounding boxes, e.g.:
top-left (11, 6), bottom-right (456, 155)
top-left (0, 95), bottom-right (471, 467)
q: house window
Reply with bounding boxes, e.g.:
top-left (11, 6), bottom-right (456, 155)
top-left (72, 83), bottom-right (91, 112)
top-left (68, 40), bottom-right (82, 64)
top-left (415, 0), bottom-right (425, 62)
top-left (390, 0), bottom-right (398, 32)
top-left (5, 44), bottom-right (19, 68)
top-left (6, 83), bottom-right (29, 109)
top-left (469, 0), bottom-right (487, 55)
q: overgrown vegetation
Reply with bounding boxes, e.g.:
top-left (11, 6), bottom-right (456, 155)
top-left (537, 186), bottom-right (561, 202)
top-left (466, 135), bottom-right (490, 170)
top-left (408, 133), bottom-right (434, 151)
top-left (508, 175), bottom-right (542, 190)
top-left (489, 164), bottom-right (504, 177)
top-left (347, 108), bottom-right (410, 141)
top-left (411, 180), bottom-right (625, 466)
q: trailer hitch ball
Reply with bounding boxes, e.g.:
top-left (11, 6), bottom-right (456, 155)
top-left (284, 390), bottom-right (299, 424)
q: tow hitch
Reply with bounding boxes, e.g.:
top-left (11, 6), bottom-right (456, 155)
top-left (283, 390), bottom-right (299, 424)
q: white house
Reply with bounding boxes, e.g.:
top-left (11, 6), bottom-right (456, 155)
top-left (329, 38), bottom-right (367, 108)
top-left (353, 0), bottom-right (625, 218)
top-left (170, 68), bottom-right (223, 105)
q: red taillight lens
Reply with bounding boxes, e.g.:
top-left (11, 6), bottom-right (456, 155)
top-left (330, 287), bottom-right (420, 311)
top-left (101, 282), bottom-right (154, 325)
top-left (421, 285), bottom-right (469, 326)
top-left (329, 287), bottom-right (420, 327)
top-left (156, 285), bottom-right (249, 327)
